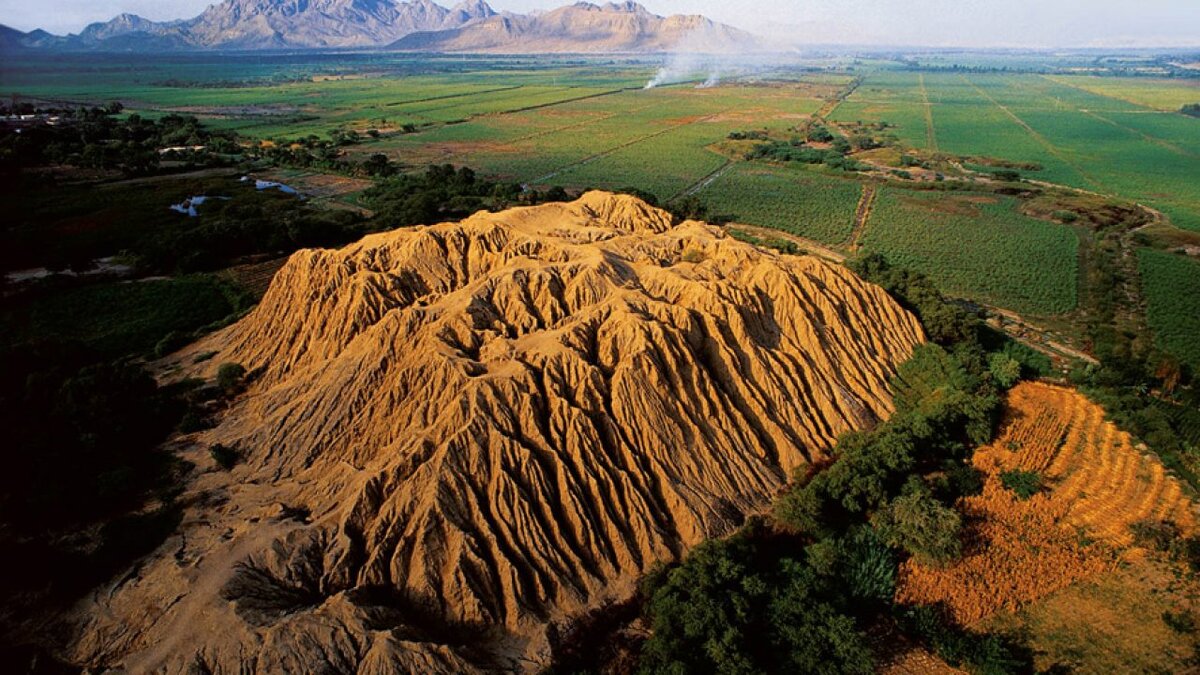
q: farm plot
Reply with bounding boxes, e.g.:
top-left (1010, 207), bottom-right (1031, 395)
top-left (1046, 75), bottom-right (1200, 112)
top-left (831, 71), bottom-right (931, 149)
top-left (1138, 249), bottom-right (1200, 370)
top-left (859, 188), bottom-right (1078, 315)
top-left (960, 74), bottom-right (1200, 232)
top-left (547, 118), bottom-right (732, 199)
top-left (465, 98), bottom-right (696, 180)
top-left (897, 381), bottom-right (1197, 625)
top-left (694, 164), bottom-right (863, 245)
top-left (929, 74), bottom-right (1094, 187)
top-left (434, 87), bottom-right (758, 182)
top-left (1094, 111), bottom-right (1200, 157)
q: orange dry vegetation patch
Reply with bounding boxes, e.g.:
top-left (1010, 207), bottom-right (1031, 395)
top-left (896, 480), bottom-right (1113, 625)
top-left (979, 382), bottom-right (1196, 545)
top-left (896, 382), bottom-right (1197, 625)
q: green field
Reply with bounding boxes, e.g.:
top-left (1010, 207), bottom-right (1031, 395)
top-left (1047, 75), bottom-right (1200, 111)
top-left (860, 189), bottom-right (1079, 315)
top-left (837, 71), bottom-right (1200, 232)
top-left (5, 53), bottom-right (1199, 327)
top-left (695, 164), bottom-right (863, 245)
top-left (1138, 249), bottom-right (1200, 369)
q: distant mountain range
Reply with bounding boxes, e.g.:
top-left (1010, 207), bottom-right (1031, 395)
top-left (0, 1), bottom-right (756, 53)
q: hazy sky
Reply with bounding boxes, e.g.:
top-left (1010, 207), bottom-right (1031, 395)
top-left (2, 0), bottom-right (1197, 48)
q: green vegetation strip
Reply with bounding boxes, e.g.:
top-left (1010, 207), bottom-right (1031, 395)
top-left (1138, 249), bottom-right (1200, 370)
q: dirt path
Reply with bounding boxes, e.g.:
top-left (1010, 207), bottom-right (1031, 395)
top-left (1033, 76), bottom-right (1198, 160)
top-left (981, 303), bottom-right (1100, 367)
top-left (102, 167), bottom-right (238, 187)
top-left (846, 183), bottom-right (878, 252)
top-left (815, 77), bottom-right (862, 121)
top-left (485, 86), bottom-right (636, 118)
top-left (669, 159), bottom-right (735, 202)
top-left (724, 223), bottom-right (846, 263)
top-left (918, 73), bottom-right (939, 152)
top-left (433, 98), bottom-right (672, 165)
top-left (385, 85), bottom-right (524, 108)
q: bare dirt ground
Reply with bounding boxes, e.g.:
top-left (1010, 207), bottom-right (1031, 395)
top-left (847, 183), bottom-right (878, 252)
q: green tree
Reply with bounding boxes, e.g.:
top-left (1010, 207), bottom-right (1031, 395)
top-left (639, 526), bottom-right (874, 675)
top-left (873, 481), bottom-right (963, 567)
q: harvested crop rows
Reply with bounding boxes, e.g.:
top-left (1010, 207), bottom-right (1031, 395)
top-left (896, 382), bottom-right (1196, 625)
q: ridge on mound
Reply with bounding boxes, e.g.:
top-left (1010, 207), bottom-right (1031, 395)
top-left (66, 192), bottom-right (924, 672)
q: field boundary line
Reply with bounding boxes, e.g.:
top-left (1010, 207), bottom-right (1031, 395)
top-left (437, 98), bottom-right (674, 163)
top-left (959, 75), bottom-right (1105, 193)
top-left (529, 108), bottom-right (734, 185)
top-left (815, 76), bottom-right (862, 120)
top-left (1041, 74), bottom-right (1178, 113)
top-left (488, 86), bottom-right (640, 118)
top-left (402, 86), bottom-right (633, 126)
top-left (846, 183), bottom-right (878, 252)
top-left (505, 98), bottom-right (671, 144)
top-left (918, 73), bottom-right (938, 152)
top-left (1033, 76), bottom-right (1198, 159)
top-left (404, 85), bottom-right (600, 121)
top-left (385, 85), bottom-right (525, 108)
top-left (725, 223), bottom-right (846, 263)
top-left (669, 158), bottom-right (736, 203)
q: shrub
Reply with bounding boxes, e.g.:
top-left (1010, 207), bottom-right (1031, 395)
top-left (874, 482), bottom-right (964, 567)
top-left (178, 410), bottom-right (210, 434)
top-left (988, 352), bottom-right (1023, 389)
top-left (210, 444), bottom-right (240, 470)
top-left (999, 470), bottom-right (1043, 500)
top-left (1163, 611), bottom-right (1196, 634)
top-left (838, 527), bottom-right (898, 604)
top-left (638, 525), bottom-right (875, 675)
top-left (898, 605), bottom-right (1032, 674)
top-left (216, 362), bottom-right (246, 394)
top-left (670, 195), bottom-right (709, 222)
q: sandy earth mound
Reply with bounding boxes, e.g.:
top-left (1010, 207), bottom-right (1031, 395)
top-left (65, 192), bottom-right (923, 672)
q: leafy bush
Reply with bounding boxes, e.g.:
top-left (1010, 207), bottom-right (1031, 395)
top-left (216, 362), bottom-right (246, 394)
top-left (999, 470), bottom-right (1043, 500)
top-left (365, 164), bottom-right (526, 227)
top-left (1163, 610), bottom-right (1196, 634)
top-left (1130, 520), bottom-right (1200, 571)
top-left (639, 524), bottom-right (874, 675)
top-left (836, 527), bottom-right (898, 604)
top-left (155, 330), bottom-right (193, 359)
top-left (988, 352), bottom-right (1023, 389)
top-left (210, 444), bottom-right (240, 470)
top-left (874, 481), bottom-right (964, 566)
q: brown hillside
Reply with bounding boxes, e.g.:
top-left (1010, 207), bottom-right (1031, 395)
top-left (65, 192), bottom-right (923, 672)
